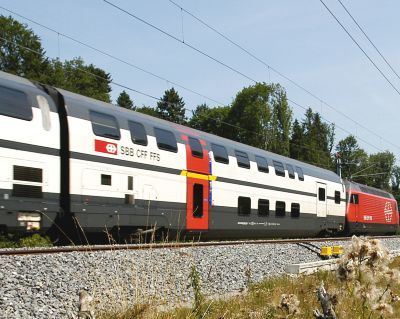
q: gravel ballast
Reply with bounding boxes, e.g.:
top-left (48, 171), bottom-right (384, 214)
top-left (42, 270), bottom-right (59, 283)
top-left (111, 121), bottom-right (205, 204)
top-left (1, 237), bottom-right (400, 319)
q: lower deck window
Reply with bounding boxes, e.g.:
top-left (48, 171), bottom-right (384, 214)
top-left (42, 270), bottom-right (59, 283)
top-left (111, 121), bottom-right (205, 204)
top-left (275, 201), bottom-right (286, 217)
top-left (258, 199), bottom-right (269, 216)
top-left (291, 203), bottom-right (300, 218)
top-left (101, 174), bottom-right (111, 186)
top-left (238, 196), bottom-right (251, 215)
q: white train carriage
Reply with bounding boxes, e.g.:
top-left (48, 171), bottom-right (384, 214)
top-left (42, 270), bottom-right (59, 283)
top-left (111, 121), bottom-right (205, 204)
top-left (0, 70), bottom-right (347, 240)
top-left (0, 71), bottom-right (61, 233)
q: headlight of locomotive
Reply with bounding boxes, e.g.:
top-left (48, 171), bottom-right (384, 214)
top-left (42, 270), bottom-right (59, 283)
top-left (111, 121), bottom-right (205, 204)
top-left (17, 212), bottom-right (41, 231)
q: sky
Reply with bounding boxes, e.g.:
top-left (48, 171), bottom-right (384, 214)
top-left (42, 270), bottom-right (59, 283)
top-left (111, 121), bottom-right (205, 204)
top-left (1, 0), bottom-right (400, 162)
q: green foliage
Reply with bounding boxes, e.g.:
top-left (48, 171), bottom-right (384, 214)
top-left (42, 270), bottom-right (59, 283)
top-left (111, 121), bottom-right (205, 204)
top-left (117, 90), bottom-right (134, 110)
top-left (291, 108), bottom-right (335, 169)
top-left (365, 151), bottom-right (395, 189)
top-left (188, 264), bottom-right (204, 317)
top-left (156, 87), bottom-right (186, 124)
top-left (336, 135), bottom-right (368, 180)
top-left (0, 234), bottom-right (52, 248)
top-left (189, 103), bottom-right (231, 137)
top-left (227, 82), bottom-right (272, 149)
top-left (45, 57), bottom-right (112, 102)
top-left (269, 84), bottom-right (292, 156)
top-left (19, 234), bottom-right (52, 247)
top-left (136, 105), bottom-right (160, 117)
top-left (0, 15), bottom-right (50, 82)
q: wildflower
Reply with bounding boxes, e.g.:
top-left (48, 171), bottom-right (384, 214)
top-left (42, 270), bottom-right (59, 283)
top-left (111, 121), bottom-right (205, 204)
top-left (279, 293), bottom-right (300, 315)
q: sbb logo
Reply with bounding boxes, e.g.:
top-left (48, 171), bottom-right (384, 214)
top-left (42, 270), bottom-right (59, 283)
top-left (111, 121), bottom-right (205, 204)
top-left (384, 202), bottom-right (393, 223)
top-left (95, 139), bottom-right (118, 155)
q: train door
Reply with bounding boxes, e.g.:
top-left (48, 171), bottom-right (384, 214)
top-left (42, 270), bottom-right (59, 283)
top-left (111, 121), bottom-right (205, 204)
top-left (182, 135), bottom-right (209, 231)
top-left (350, 193), bottom-right (359, 221)
top-left (186, 178), bottom-right (209, 230)
top-left (316, 183), bottom-right (327, 218)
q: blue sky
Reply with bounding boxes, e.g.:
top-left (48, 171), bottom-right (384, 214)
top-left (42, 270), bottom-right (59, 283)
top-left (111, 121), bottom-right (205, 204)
top-left (1, 0), bottom-right (400, 161)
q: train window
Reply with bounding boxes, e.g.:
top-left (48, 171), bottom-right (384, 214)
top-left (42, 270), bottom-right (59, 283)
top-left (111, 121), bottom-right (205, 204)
top-left (12, 184), bottom-right (42, 198)
top-left (154, 128), bottom-right (178, 152)
top-left (0, 85), bottom-right (32, 121)
top-left (235, 150), bottom-right (250, 169)
top-left (258, 199), bottom-right (269, 216)
top-left (13, 166), bottom-right (42, 183)
top-left (90, 111), bottom-right (120, 140)
top-left (273, 161), bottom-right (285, 177)
top-left (286, 164), bottom-right (295, 179)
top-left (255, 156), bottom-right (269, 173)
top-left (276, 201), bottom-right (286, 217)
top-left (350, 194), bottom-right (359, 204)
top-left (128, 121), bottom-right (147, 146)
top-left (296, 166), bottom-right (304, 181)
top-left (101, 174), bottom-right (111, 186)
top-left (128, 176), bottom-right (133, 191)
top-left (335, 191), bottom-right (341, 204)
top-left (291, 203), bottom-right (300, 218)
top-left (193, 184), bottom-right (203, 218)
top-left (189, 137), bottom-right (203, 158)
top-left (211, 143), bottom-right (229, 164)
top-left (318, 188), bottom-right (326, 202)
top-left (238, 196), bottom-right (251, 215)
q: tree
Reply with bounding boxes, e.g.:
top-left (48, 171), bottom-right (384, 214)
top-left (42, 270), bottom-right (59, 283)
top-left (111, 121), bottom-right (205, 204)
top-left (136, 105), bottom-right (159, 117)
top-left (46, 57), bottom-right (112, 102)
top-left (391, 165), bottom-right (400, 191)
top-left (0, 15), bottom-right (49, 82)
top-left (117, 90), bottom-right (134, 110)
top-left (300, 108), bottom-right (335, 169)
top-left (364, 151), bottom-right (395, 190)
top-left (189, 103), bottom-right (231, 137)
top-left (290, 119), bottom-right (304, 160)
top-left (335, 135), bottom-right (368, 180)
top-left (156, 87), bottom-right (186, 124)
top-left (269, 84), bottom-right (292, 156)
top-left (227, 82), bottom-right (272, 149)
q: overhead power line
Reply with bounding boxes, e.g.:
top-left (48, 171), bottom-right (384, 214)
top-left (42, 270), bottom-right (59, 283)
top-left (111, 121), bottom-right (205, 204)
top-left (167, 0), bottom-right (400, 154)
top-left (319, 0), bottom-right (400, 97)
top-left (0, 35), bottom-right (365, 167)
top-left (336, 0), bottom-right (400, 81)
top-left (0, 6), bottom-right (225, 107)
top-left (102, 0), bottom-right (391, 155)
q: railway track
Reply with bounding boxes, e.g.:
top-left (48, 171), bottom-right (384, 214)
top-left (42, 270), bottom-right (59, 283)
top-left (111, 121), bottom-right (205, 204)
top-left (1, 235), bottom-right (398, 256)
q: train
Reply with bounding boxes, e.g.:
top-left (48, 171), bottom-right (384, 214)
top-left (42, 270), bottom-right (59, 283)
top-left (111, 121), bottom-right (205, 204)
top-left (0, 71), bottom-right (398, 243)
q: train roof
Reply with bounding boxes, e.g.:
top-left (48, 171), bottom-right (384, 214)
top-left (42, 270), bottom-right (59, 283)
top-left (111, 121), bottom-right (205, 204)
top-left (344, 180), bottom-right (394, 199)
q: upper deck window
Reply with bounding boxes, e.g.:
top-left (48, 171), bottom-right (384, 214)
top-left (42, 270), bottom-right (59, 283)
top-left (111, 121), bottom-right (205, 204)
top-left (154, 127), bottom-right (178, 152)
top-left (273, 160), bottom-right (285, 177)
top-left (235, 150), bottom-right (250, 169)
top-left (90, 111), bottom-right (120, 140)
top-left (296, 166), bottom-right (304, 181)
top-left (0, 85), bottom-right (32, 121)
top-left (128, 121), bottom-right (147, 146)
top-left (189, 137), bottom-right (203, 158)
top-left (211, 143), bottom-right (229, 164)
top-left (255, 156), bottom-right (269, 173)
top-left (286, 164), bottom-right (295, 179)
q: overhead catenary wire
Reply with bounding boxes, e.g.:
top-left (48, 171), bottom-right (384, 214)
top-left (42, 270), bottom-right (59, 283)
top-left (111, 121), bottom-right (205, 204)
top-left (336, 0), bottom-right (400, 82)
top-left (167, 0), bottom-right (400, 153)
top-left (102, 0), bottom-right (391, 155)
top-left (0, 34), bottom-right (347, 167)
top-left (319, 0), bottom-right (400, 97)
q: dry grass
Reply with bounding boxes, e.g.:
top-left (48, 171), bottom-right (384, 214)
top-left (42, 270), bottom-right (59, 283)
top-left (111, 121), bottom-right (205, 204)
top-left (96, 237), bottom-right (400, 319)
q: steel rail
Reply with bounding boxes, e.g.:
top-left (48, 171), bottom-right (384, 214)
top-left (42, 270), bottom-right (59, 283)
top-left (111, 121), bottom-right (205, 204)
top-left (1, 235), bottom-right (398, 257)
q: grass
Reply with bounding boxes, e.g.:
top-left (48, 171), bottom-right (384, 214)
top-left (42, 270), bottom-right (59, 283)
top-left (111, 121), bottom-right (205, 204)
top-left (96, 237), bottom-right (400, 319)
top-left (0, 233), bottom-right (52, 248)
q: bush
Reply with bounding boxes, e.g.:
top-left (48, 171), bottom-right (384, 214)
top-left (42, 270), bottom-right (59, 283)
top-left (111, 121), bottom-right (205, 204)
top-left (18, 234), bottom-right (52, 247)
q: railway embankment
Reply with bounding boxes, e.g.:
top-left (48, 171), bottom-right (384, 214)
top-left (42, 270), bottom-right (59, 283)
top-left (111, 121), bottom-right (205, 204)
top-left (1, 237), bottom-right (400, 318)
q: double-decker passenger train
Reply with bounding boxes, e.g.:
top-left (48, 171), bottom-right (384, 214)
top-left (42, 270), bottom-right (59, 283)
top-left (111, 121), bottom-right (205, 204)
top-left (0, 71), bottom-right (398, 242)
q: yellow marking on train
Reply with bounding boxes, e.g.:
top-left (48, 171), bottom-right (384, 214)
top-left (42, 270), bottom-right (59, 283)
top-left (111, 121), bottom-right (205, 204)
top-left (180, 170), bottom-right (217, 181)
